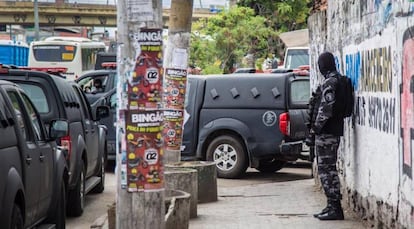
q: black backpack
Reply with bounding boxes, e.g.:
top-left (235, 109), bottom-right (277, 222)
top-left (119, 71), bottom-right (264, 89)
top-left (335, 74), bottom-right (354, 118)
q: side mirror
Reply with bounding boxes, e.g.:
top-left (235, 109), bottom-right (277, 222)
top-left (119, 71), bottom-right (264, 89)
top-left (49, 120), bottom-right (69, 139)
top-left (93, 105), bottom-right (110, 121)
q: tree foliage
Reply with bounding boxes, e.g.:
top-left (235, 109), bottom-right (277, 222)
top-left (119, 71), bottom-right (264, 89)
top-left (236, 0), bottom-right (311, 63)
top-left (237, 0), bottom-right (311, 32)
top-left (190, 7), bottom-right (278, 74)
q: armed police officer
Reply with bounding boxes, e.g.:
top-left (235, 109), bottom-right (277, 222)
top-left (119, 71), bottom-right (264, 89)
top-left (311, 52), bottom-right (345, 220)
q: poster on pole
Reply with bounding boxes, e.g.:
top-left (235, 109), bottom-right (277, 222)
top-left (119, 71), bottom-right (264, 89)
top-left (162, 110), bottom-right (184, 151)
top-left (163, 68), bottom-right (187, 110)
top-left (125, 110), bottom-right (164, 192)
top-left (128, 29), bottom-right (163, 110)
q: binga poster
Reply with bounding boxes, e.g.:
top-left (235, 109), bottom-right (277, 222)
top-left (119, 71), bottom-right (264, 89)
top-left (125, 110), bottom-right (164, 192)
top-left (128, 29), bottom-right (163, 110)
top-left (163, 68), bottom-right (187, 110)
top-left (162, 110), bottom-right (184, 151)
top-left (122, 28), bottom-right (164, 192)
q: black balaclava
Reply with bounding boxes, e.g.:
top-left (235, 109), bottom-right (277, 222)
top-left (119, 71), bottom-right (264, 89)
top-left (318, 52), bottom-right (337, 75)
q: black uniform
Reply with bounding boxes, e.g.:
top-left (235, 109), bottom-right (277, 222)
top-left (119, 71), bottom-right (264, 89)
top-left (312, 52), bottom-right (345, 221)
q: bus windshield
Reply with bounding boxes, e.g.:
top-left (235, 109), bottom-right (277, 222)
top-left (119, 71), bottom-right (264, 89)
top-left (32, 45), bottom-right (76, 62)
top-left (28, 37), bottom-right (106, 81)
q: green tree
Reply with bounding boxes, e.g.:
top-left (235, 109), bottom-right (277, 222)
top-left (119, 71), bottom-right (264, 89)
top-left (237, 0), bottom-right (310, 32)
top-left (190, 7), bottom-right (278, 74)
top-left (237, 0), bottom-right (310, 59)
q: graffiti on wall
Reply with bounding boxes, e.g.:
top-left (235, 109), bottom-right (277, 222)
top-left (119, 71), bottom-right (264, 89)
top-left (363, 0), bottom-right (383, 13)
top-left (363, 0), bottom-right (394, 33)
top-left (355, 95), bottom-right (396, 134)
top-left (368, 96), bottom-right (396, 134)
top-left (345, 47), bottom-right (392, 92)
top-left (345, 45), bottom-right (395, 135)
top-left (345, 52), bottom-right (361, 90)
top-left (361, 47), bottom-right (393, 92)
top-left (400, 26), bottom-right (414, 178)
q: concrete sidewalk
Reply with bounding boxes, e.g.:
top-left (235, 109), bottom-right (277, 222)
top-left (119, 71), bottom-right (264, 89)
top-left (190, 179), bottom-right (367, 229)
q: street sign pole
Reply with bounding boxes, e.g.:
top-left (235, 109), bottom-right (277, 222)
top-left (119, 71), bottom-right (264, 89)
top-left (116, 0), bottom-right (165, 228)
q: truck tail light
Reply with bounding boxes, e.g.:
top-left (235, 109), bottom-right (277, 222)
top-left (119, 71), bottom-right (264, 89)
top-left (60, 135), bottom-right (72, 160)
top-left (279, 112), bottom-right (290, 136)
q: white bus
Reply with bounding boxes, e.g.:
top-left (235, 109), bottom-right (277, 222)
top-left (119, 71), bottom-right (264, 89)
top-left (28, 36), bottom-right (106, 81)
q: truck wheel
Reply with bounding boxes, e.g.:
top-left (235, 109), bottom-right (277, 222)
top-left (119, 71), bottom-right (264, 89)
top-left (10, 204), bottom-right (24, 229)
top-left (206, 135), bottom-right (248, 178)
top-left (67, 163), bottom-right (85, 217)
top-left (92, 153), bottom-right (106, 193)
top-left (256, 159), bottom-right (286, 173)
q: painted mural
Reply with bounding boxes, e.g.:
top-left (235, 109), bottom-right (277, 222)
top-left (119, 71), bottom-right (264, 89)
top-left (401, 26), bottom-right (414, 178)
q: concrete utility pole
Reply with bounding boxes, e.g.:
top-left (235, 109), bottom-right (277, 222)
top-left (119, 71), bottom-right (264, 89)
top-left (116, 0), bottom-right (164, 228)
top-left (34, 0), bottom-right (39, 41)
top-left (162, 0), bottom-right (194, 163)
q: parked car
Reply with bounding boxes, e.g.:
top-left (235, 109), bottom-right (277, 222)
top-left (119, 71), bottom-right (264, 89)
top-left (76, 68), bottom-right (117, 161)
top-left (0, 80), bottom-right (68, 229)
top-left (182, 73), bottom-right (310, 178)
top-left (0, 67), bottom-right (109, 217)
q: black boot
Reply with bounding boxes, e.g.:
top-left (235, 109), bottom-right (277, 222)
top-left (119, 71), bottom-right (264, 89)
top-left (312, 202), bottom-right (332, 218)
top-left (317, 201), bottom-right (344, 220)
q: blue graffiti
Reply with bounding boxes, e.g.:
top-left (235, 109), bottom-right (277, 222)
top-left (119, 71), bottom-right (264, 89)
top-left (345, 52), bottom-right (361, 90)
top-left (334, 56), bottom-right (341, 74)
top-left (375, 0), bottom-right (382, 10)
top-left (382, 1), bottom-right (393, 26)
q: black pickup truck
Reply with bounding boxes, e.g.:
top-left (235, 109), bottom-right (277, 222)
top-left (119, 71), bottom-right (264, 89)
top-left (0, 80), bottom-right (69, 229)
top-left (0, 67), bottom-right (110, 217)
top-left (182, 73), bottom-right (310, 178)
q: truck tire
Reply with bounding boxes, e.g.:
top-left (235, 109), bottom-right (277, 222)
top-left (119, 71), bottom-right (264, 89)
top-left (10, 204), bottom-right (24, 229)
top-left (67, 163), bottom-right (85, 217)
top-left (206, 135), bottom-right (248, 178)
top-left (55, 182), bottom-right (66, 229)
top-left (45, 180), bottom-right (66, 228)
top-left (256, 159), bottom-right (286, 173)
top-left (92, 153), bottom-right (106, 193)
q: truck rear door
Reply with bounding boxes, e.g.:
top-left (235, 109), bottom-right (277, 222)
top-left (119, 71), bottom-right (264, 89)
top-left (181, 76), bottom-right (203, 159)
top-left (287, 75), bottom-right (310, 140)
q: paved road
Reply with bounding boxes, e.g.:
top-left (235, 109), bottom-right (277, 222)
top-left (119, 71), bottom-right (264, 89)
top-left (66, 162), bottom-right (367, 229)
top-left (66, 164), bottom-right (117, 229)
top-left (190, 169), bottom-right (367, 229)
